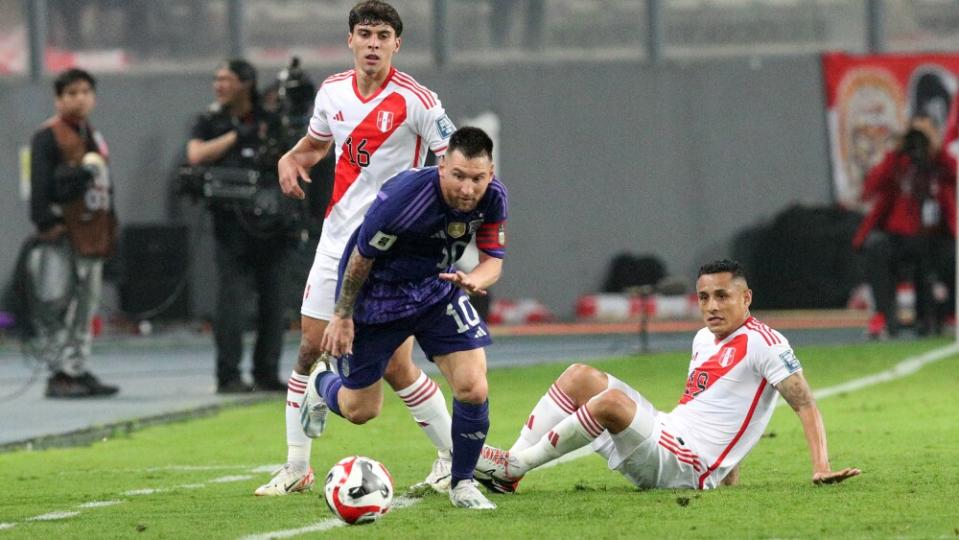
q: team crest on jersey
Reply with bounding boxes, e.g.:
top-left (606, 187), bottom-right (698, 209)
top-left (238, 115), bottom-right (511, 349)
top-left (436, 115), bottom-right (455, 138)
top-left (447, 222), bottom-right (467, 238)
top-left (377, 111), bottom-right (395, 132)
top-left (779, 350), bottom-right (801, 373)
top-left (719, 347), bottom-right (736, 368)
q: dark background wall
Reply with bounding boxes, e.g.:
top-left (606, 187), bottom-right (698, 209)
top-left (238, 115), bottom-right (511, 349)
top-left (0, 55), bottom-right (831, 319)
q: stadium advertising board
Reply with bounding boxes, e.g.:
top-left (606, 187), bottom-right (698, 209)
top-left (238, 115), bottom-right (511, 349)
top-left (822, 52), bottom-right (959, 208)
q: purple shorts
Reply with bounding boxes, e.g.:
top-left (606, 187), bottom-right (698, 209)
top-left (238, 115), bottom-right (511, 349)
top-left (335, 289), bottom-right (492, 389)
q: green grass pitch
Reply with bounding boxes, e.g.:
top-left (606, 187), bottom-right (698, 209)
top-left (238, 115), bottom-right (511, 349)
top-left (1, 338), bottom-right (957, 539)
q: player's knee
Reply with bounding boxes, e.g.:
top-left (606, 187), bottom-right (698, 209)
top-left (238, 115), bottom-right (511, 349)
top-left (450, 378), bottom-right (487, 404)
top-left (342, 405), bottom-right (380, 425)
top-left (557, 363), bottom-right (608, 406)
top-left (588, 389), bottom-right (635, 431)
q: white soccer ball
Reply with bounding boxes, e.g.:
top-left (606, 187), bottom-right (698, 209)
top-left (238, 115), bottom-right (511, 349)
top-left (324, 456), bottom-right (394, 525)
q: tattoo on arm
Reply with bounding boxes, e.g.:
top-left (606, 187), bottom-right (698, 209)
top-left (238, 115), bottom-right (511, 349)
top-left (333, 247), bottom-right (373, 318)
top-left (776, 373), bottom-right (815, 411)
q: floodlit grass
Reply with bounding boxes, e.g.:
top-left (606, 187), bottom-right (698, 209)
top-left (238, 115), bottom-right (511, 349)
top-left (0, 339), bottom-right (956, 539)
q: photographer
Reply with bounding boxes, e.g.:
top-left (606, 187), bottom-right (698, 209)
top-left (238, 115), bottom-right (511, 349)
top-left (852, 114), bottom-right (957, 338)
top-left (187, 59), bottom-right (288, 393)
top-left (27, 68), bottom-right (119, 398)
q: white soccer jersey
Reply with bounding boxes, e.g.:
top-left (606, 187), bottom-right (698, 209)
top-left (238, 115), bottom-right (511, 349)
top-left (666, 316), bottom-right (802, 489)
top-left (308, 67), bottom-right (455, 258)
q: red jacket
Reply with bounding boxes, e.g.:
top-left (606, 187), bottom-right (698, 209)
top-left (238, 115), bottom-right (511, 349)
top-left (852, 149), bottom-right (957, 249)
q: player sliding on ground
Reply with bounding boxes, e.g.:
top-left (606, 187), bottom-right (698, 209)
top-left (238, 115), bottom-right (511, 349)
top-left (475, 259), bottom-right (860, 493)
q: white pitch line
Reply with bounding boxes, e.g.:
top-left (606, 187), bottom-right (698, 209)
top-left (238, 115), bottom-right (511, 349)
top-left (0, 523), bottom-right (15, 530)
top-left (27, 511), bottom-right (80, 521)
top-left (809, 342), bottom-right (958, 401)
top-left (238, 497), bottom-right (418, 540)
top-left (77, 500), bottom-right (123, 509)
top-left (122, 488), bottom-right (164, 496)
top-left (237, 519), bottom-right (345, 540)
top-left (209, 475), bottom-right (254, 483)
top-left (142, 465), bottom-right (259, 473)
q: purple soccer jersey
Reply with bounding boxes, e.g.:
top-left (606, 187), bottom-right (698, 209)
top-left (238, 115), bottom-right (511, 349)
top-left (336, 166), bottom-right (508, 325)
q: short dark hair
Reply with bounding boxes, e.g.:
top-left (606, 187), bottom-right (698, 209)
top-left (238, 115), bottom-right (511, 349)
top-left (697, 259), bottom-right (748, 283)
top-left (447, 127), bottom-right (494, 161)
top-left (349, 1), bottom-right (403, 36)
top-left (54, 68), bottom-right (96, 96)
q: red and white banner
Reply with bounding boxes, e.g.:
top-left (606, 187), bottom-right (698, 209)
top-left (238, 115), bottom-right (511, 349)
top-left (823, 52), bottom-right (959, 207)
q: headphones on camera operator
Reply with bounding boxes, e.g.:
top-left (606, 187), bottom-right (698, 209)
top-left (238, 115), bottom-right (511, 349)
top-left (179, 59), bottom-right (311, 241)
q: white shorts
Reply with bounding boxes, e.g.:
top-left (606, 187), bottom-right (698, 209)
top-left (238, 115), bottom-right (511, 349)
top-left (300, 250), bottom-right (339, 321)
top-left (591, 376), bottom-right (710, 490)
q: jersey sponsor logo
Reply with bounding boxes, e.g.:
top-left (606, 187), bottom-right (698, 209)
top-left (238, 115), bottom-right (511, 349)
top-left (447, 221), bottom-right (467, 238)
top-left (779, 350), bottom-right (801, 373)
top-left (467, 219), bottom-right (483, 234)
top-left (333, 110), bottom-right (345, 122)
top-left (436, 114), bottom-right (455, 138)
top-left (369, 231), bottom-right (398, 251)
top-left (377, 111), bottom-right (395, 132)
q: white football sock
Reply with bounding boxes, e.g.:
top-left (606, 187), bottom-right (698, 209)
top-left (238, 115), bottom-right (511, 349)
top-left (285, 371), bottom-right (311, 469)
top-left (510, 383), bottom-right (577, 453)
top-left (518, 404), bottom-right (604, 472)
top-left (396, 371), bottom-right (453, 455)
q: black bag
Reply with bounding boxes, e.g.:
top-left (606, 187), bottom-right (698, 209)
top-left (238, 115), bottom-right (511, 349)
top-left (602, 253), bottom-right (666, 293)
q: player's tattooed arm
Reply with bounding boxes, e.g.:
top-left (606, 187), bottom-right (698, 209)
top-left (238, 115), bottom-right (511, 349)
top-left (334, 247), bottom-right (373, 318)
top-left (776, 372), bottom-right (860, 485)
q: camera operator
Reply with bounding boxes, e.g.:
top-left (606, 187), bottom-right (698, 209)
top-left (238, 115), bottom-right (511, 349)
top-left (186, 59), bottom-right (288, 393)
top-left (852, 114), bottom-right (957, 338)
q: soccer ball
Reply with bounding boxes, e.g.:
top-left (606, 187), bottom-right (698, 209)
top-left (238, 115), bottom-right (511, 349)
top-left (324, 456), bottom-right (394, 524)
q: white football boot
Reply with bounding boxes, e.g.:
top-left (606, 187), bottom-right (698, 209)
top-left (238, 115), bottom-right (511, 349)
top-left (407, 450), bottom-right (453, 496)
top-left (474, 445), bottom-right (524, 494)
top-left (300, 355), bottom-right (334, 438)
top-left (448, 479), bottom-right (496, 510)
top-left (253, 464), bottom-right (315, 496)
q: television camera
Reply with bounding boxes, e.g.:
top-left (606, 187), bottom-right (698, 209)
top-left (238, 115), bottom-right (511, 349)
top-left (178, 57), bottom-right (317, 239)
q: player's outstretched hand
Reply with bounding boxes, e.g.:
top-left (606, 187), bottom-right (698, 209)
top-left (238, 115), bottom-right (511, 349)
top-left (812, 467), bottom-right (861, 485)
top-left (278, 153), bottom-right (311, 200)
top-left (439, 271), bottom-right (487, 296)
top-left (321, 315), bottom-right (355, 358)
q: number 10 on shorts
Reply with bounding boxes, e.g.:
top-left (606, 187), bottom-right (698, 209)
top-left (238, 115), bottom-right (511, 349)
top-left (446, 295), bottom-right (481, 333)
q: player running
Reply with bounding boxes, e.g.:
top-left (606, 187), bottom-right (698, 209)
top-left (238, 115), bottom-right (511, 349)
top-left (475, 259), bottom-right (860, 493)
top-left (301, 127), bottom-right (507, 509)
top-left (257, 1), bottom-right (458, 496)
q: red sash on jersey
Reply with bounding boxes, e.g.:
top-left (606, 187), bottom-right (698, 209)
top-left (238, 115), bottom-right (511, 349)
top-left (326, 93), bottom-right (408, 218)
top-left (679, 334), bottom-right (748, 404)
